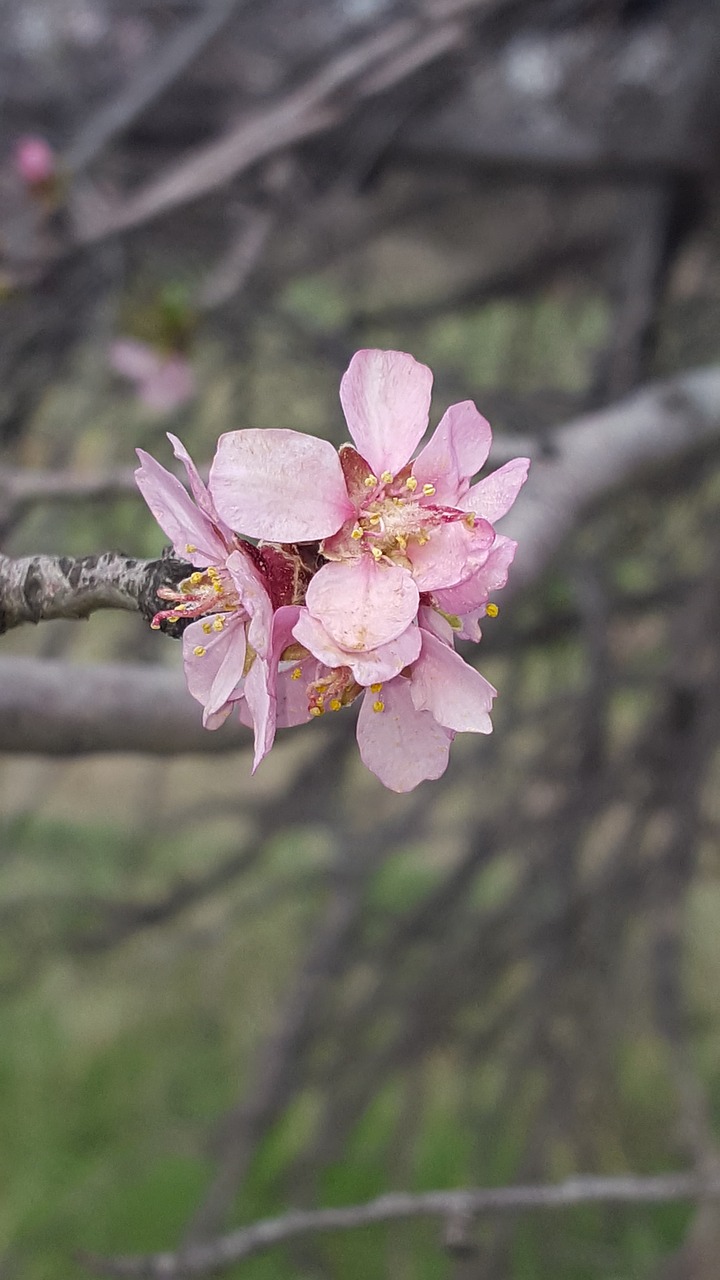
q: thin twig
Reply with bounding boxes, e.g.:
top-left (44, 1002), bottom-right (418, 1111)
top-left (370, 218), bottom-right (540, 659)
top-left (81, 1171), bottom-right (720, 1278)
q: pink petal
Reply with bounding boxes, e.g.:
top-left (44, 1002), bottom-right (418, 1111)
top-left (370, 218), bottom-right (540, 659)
top-left (243, 605), bottom-right (308, 765)
top-left (432, 534), bottom-right (518, 615)
top-left (410, 631), bottom-right (496, 733)
top-left (182, 615), bottom-right (247, 725)
top-left (210, 429), bottom-right (353, 541)
top-left (226, 550), bottom-right (273, 659)
top-left (407, 518), bottom-right (495, 591)
top-left (305, 557), bottom-right (419, 651)
top-left (356, 677), bottom-right (453, 792)
top-left (166, 432), bottom-right (227, 529)
top-left (463, 457), bottom-right (530, 523)
top-left (243, 657), bottom-right (273, 771)
top-left (417, 605), bottom-right (455, 645)
top-left (293, 609), bottom-right (421, 685)
top-left (412, 401), bottom-right (492, 502)
top-left (340, 350), bottom-right (433, 479)
top-left (274, 665), bottom-right (315, 728)
top-left (135, 448), bottom-right (230, 566)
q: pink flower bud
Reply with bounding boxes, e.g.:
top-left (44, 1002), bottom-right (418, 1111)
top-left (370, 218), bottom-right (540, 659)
top-left (14, 136), bottom-right (56, 187)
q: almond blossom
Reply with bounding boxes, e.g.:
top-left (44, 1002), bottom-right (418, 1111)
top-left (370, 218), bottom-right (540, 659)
top-left (135, 350), bottom-right (530, 792)
top-left (209, 350), bottom-right (528, 652)
top-left (135, 434), bottom-right (306, 767)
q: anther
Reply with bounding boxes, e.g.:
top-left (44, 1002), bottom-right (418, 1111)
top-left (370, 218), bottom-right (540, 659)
top-left (202, 622), bottom-right (212, 634)
top-left (185, 544), bottom-right (197, 554)
top-left (370, 683), bottom-right (382, 693)
top-left (193, 645), bottom-right (206, 657)
top-left (373, 700), bottom-right (385, 713)
top-left (380, 471), bottom-right (393, 484)
top-left (329, 699), bottom-right (342, 712)
top-left (486, 602), bottom-right (499, 618)
top-left (291, 667), bottom-right (302, 680)
top-left (405, 476), bottom-right (418, 492)
top-left (464, 513), bottom-right (476, 529)
top-left (369, 514), bottom-right (381, 526)
top-left (370, 546), bottom-right (383, 560)
top-left (212, 617), bottom-right (225, 631)
top-left (310, 706), bottom-right (324, 717)
top-left (167, 614), bottom-right (180, 623)
top-left (422, 483), bottom-right (435, 496)
top-left (150, 621), bottom-right (161, 630)
top-left (351, 525), bottom-right (364, 541)
top-left (364, 475), bottom-right (377, 488)
top-left (190, 571), bottom-right (203, 586)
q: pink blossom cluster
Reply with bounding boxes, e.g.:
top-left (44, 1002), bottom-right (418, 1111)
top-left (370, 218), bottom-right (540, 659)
top-left (136, 350), bottom-right (529, 791)
top-left (14, 136), bottom-right (56, 189)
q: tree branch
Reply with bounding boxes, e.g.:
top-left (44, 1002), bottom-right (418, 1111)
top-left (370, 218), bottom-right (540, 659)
top-left (0, 658), bottom-right (248, 754)
top-left (81, 1171), bottom-right (720, 1278)
top-left (0, 551), bottom-right (189, 634)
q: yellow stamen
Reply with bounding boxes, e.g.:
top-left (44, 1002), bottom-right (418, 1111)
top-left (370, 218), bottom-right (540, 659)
top-left (370, 546), bottom-right (383, 560)
top-left (189, 572), bottom-right (203, 586)
top-left (405, 476), bottom-right (418, 492)
top-left (167, 614), bottom-right (180, 623)
top-left (396, 534), bottom-right (407, 551)
top-left (202, 622), bottom-right (212, 634)
top-left (212, 617), bottom-right (225, 631)
top-left (373, 700), bottom-right (385, 713)
top-left (310, 706), bottom-right (324, 717)
top-left (329, 698), bottom-right (342, 712)
top-left (464, 513), bottom-right (476, 529)
top-left (193, 645), bottom-right (206, 657)
top-left (369, 514), bottom-right (381, 525)
top-left (351, 525), bottom-right (364, 541)
top-left (291, 667), bottom-right (302, 680)
top-left (364, 475), bottom-right (378, 487)
top-left (150, 621), bottom-right (161, 630)
top-left (380, 471), bottom-right (393, 484)
top-left (185, 544), bottom-right (197, 554)
top-left (486, 602), bottom-right (499, 618)
top-left (370, 683), bottom-right (383, 693)
top-left (422, 483), bottom-right (435, 497)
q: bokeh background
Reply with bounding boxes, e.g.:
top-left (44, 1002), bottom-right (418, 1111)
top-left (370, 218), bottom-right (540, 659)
top-left (2, 1), bottom-right (720, 1277)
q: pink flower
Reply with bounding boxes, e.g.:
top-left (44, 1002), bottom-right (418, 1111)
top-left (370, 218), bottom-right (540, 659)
top-left (14, 135), bottom-right (56, 187)
top-left (208, 350), bottom-right (529, 652)
top-left (136, 352), bottom-right (530, 792)
top-left (110, 339), bottom-right (195, 414)
top-left (288, 604), bottom-right (497, 792)
top-left (135, 435), bottom-right (299, 768)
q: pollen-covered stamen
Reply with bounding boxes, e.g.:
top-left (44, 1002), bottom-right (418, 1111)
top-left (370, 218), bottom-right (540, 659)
top-left (307, 666), bottom-right (362, 718)
top-left (151, 564), bottom-right (244, 629)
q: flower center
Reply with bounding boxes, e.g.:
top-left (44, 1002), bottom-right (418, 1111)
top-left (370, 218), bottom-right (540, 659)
top-left (346, 472), bottom-right (475, 565)
top-left (306, 666), bottom-right (362, 717)
top-left (151, 565), bottom-right (242, 629)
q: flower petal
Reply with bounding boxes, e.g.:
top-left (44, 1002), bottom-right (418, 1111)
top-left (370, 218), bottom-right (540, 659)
top-left (293, 609), bottom-right (421, 685)
top-left (306, 557), bottom-right (419, 651)
top-left (357, 677), bottom-right (452, 792)
top-left (407, 517), bottom-right (494, 591)
top-left (225, 549), bottom-right (273, 659)
top-left (340, 350), bottom-right (433, 478)
top-left (410, 630), bottom-right (496, 733)
top-left (412, 401), bottom-right (492, 502)
top-left (182, 615), bottom-right (247, 725)
top-left (432, 534), bottom-right (517, 614)
top-left (463, 457), bottom-right (530, 523)
top-left (135, 449), bottom-right (229, 566)
top-left (167, 432), bottom-right (227, 529)
top-left (210, 429), bottom-right (353, 541)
